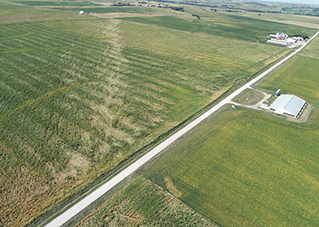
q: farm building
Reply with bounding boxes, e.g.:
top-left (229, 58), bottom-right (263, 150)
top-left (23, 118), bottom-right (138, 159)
top-left (267, 31), bottom-right (294, 46)
top-left (266, 39), bottom-right (293, 46)
top-left (269, 32), bottom-right (288, 40)
top-left (269, 94), bottom-right (306, 118)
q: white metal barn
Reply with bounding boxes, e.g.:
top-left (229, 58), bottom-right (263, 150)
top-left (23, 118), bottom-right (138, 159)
top-left (266, 39), bottom-right (293, 46)
top-left (269, 95), bottom-right (306, 118)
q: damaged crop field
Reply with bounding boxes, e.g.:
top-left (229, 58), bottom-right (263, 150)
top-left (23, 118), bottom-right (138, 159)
top-left (0, 1), bottom-right (315, 226)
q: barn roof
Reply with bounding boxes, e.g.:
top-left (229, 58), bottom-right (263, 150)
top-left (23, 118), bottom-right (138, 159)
top-left (270, 95), bottom-right (306, 118)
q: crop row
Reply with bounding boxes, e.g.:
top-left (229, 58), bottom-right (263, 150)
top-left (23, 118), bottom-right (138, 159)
top-left (76, 176), bottom-right (217, 226)
top-left (0, 11), bottom-right (299, 226)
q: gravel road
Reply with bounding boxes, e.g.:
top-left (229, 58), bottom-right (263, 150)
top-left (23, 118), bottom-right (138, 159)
top-left (45, 31), bottom-right (319, 227)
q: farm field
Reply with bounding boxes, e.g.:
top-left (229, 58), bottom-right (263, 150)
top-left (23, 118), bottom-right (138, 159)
top-left (299, 36), bottom-right (319, 59)
top-left (0, 1), bottom-right (81, 23)
top-left (75, 176), bottom-right (218, 226)
top-left (170, 0), bottom-right (319, 17)
top-left (258, 38), bottom-right (319, 103)
top-left (144, 109), bottom-right (319, 226)
top-left (9, 1), bottom-right (103, 6)
top-left (0, 1), bottom-right (301, 226)
top-left (50, 6), bottom-right (161, 14)
top-left (236, 12), bottom-right (319, 29)
top-left (144, 35), bottom-right (319, 227)
top-left (120, 13), bottom-right (316, 42)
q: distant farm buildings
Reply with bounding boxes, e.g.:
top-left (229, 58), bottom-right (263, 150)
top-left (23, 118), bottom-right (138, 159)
top-left (79, 11), bottom-right (84, 15)
top-left (270, 31), bottom-right (288, 40)
top-left (267, 32), bottom-right (293, 46)
top-left (269, 94), bottom-right (306, 118)
top-left (267, 31), bottom-right (304, 46)
top-left (267, 39), bottom-right (293, 46)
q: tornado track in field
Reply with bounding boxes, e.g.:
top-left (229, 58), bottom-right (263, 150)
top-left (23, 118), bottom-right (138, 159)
top-left (45, 31), bottom-right (319, 227)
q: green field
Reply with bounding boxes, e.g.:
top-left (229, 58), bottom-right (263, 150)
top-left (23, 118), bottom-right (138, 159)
top-left (52, 6), bottom-right (159, 13)
top-left (144, 109), bottom-right (319, 226)
top-left (181, 0), bottom-right (319, 17)
top-left (75, 176), bottom-right (218, 226)
top-left (144, 35), bottom-right (319, 226)
top-left (258, 38), bottom-right (319, 103)
top-left (235, 12), bottom-right (319, 29)
top-left (232, 88), bottom-right (264, 105)
top-left (300, 37), bottom-right (319, 59)
top-left (11, 1), bottom-right (103, 6)
top-left (120, 13), bottom-right (316, 42)
top-left (0, 1), bottom-right (298, 225)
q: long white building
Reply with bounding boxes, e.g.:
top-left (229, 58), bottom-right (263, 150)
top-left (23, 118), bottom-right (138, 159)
top-left (269, 94), bottom-right (306, 118)
top-left (266, 39), bottom-right (293, 46)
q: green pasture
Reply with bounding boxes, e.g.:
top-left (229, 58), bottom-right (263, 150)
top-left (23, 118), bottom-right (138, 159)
top-left (120, 13), bottom-right (316, 42)
top-left (144, 109), bottom-right (319, 226)
top-left (76, 176), bottom-right (217, 226)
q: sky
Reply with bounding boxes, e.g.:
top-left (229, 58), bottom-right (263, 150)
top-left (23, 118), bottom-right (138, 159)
top-left (259, 0), bottom-right (319, 5)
